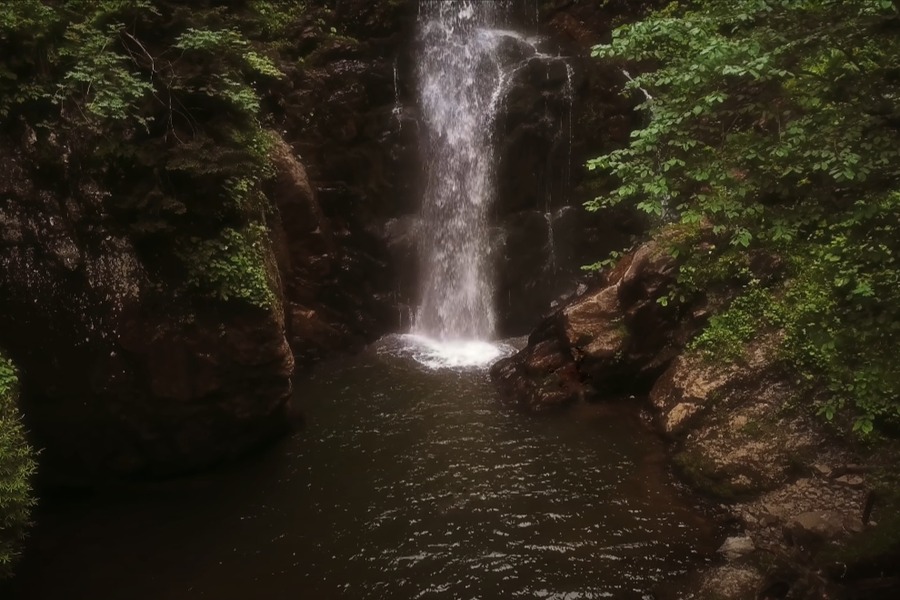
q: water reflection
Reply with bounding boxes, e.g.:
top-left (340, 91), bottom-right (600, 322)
top-left (8, 339), bottom-right (717, 600)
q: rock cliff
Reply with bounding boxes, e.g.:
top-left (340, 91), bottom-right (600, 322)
top-left (0, 139), bottom-right (295, 483)
top-left (0, 0), bottom-right (658, 483)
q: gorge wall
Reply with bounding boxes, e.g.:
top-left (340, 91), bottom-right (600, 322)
top-left (0, 0), bottom-right (655, 485)
top-left (270, 0), bottom-right (660, 353)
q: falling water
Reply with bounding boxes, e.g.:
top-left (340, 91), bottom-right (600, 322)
top-left (407, 1), bottom-right (574, 367)
top-left (413, 1), bottom-right (510, 344)
top-left (392, 56), bottom-right (403, 131)
top-left (544, 211), bottom-right (557, 272)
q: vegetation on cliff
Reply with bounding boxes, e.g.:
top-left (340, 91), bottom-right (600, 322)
top-left (0, 0), bottom-right (318, 308)
top-left (0, 353), bottom-right (35, 581)
top-left (588, 0), bottom-right (900, 435)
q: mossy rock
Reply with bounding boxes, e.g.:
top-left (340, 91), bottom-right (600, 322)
top-left (827, 513), bottom-right (900, 573)
top-left (672, 449), bottom-right (761, 502)
top-left (823, 469), bottom-right (900, 582)
top-left (0, 353), bottom-right (37, 580)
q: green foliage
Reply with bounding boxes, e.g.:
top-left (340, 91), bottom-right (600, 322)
top-left (778, 198), bottom-right (900, 432)
top-left (180, 225), bottom-right (276, 308)
top-left (0, 353), bottom-right (36, 581)
top-left (248, 0), bottom-right (307, 37)
top-left (222, 128), bottom-right (277, 215)
top-left (690, 285), bottom-right (776, 361)
top-left (55, 21), bottom-right (155, 126)
top-left (582, 249), bottom-right (624, 272)
top-left (0, 1), bottom-right (55, 35)
top-left (0, 1), bottom-right (58, 119)
top-left (175, 25), bottom-right (283, 83)
top-left (0, 1), bottom-right (301, 309)
top-left (590, 0), bottom-right (900, 433)
top-left (1, 0), bottom-right (285, 139)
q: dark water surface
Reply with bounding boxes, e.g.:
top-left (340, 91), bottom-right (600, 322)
top-left (9, 338), bottom-right (718, 599)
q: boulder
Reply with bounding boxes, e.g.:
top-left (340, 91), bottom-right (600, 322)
top-left (718, 536), bottom-right (756, 560)
top-left (657, 334), bottom-right (826, 499)
top-left (491, 241), bottom-right (691, 410)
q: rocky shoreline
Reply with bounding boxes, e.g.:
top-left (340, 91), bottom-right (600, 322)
top-left (491, 243), bottom-right (900, 599)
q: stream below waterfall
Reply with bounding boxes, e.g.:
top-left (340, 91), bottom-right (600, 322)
top-left (8, 337), bottom-right (719, 600)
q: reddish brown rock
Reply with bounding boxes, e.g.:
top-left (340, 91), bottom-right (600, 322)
top-left (491, 241), bottom-right (692, 410)
top-left (268, 138), bottom-right (371, 364)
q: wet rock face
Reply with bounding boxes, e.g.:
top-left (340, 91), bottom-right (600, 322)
top-left (491, 241), bottom-right (694, 410)
top-left (0, 146), bottom-right (294, 484)
top-left (269, 138), bottom-right (377, 366)
top-left (650, 336), bottom-right (900, 599)
top-left (266, 0), bottom-right (420, 349)
top-left (285, 1), bottom-right (655, 339)
top-left (490, 314), bottom-right (586, 412)
top-left (272, 0), bottom-right (656, 339)
top-left (655, 336), bottom-right (824, 498)
top-left (491, 2), bottom-right (652, 336)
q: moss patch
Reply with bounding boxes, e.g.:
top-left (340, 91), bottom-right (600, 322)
top-left (672, 449), bottom-right (759, 502)
top-left (823, 466), bottom-right (900, 579)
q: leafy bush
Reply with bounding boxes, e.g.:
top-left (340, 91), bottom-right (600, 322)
top-left (0, 354), bottom-right (36, 581)
top-left (589, 0), bottom-right (900, 433)
top-left (180, 224), bottom-right (277, 308)
top-left (689, 286), bottom-right (776, 361)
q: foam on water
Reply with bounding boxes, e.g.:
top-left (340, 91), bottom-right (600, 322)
top-left (384, 334), bottom-right (514, 370)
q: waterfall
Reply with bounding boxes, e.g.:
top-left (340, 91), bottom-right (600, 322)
top-left (413, 1), bottom-right (510, 341)
top-left (403, 0), bottom-right (572, 368)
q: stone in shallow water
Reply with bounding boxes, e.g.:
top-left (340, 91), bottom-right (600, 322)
top-left (698, 565), bottom-right (764, 599)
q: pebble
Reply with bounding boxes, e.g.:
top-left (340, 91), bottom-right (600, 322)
top-left (835, 474), bottom-right (865, 489)
top-left (759, 513), bottom-right (780, 527)
top-left (719, 536), bottom-right (756, 559)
